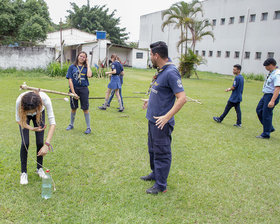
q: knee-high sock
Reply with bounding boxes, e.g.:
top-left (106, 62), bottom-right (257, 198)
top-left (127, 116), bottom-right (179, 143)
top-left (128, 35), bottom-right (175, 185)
top-left (84, 113), bottom-right (90, 129)
top-left (70, 112), bottom-right (76, 126)
top-left (118, 98), bottom-right (123, 110)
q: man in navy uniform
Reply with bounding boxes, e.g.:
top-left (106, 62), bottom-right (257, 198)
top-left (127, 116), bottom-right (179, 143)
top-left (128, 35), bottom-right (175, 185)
top-left (141, 41), bottom-right (186, 194)
top-left (213, 64), bottom-right (244, 127)
top-left (256, 58), bottom-right (280, 139)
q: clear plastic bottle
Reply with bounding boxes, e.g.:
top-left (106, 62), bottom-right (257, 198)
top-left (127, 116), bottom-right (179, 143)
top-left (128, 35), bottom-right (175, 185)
top-left (41, 169), bottom-right (52, 199)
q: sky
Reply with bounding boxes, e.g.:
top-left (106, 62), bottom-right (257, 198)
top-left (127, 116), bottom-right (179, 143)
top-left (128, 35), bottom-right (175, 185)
top-left (44, 0), bottom-right (182, 42)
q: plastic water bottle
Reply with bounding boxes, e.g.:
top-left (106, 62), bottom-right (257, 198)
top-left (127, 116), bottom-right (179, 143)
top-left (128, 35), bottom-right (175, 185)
top-left (41, 169), bottom-right (52, 199)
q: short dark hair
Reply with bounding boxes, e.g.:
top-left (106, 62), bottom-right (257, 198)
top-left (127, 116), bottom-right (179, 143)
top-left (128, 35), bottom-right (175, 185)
top-left (263, 58), bottom-right (277, 66)
top-left (233, 64), bottom-right (242, 71)
top-left (150, 41), bottom-right (168, 59)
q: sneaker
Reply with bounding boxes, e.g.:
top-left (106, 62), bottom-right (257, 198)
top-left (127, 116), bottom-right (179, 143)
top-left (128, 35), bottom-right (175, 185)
top-left (106, 104), bottom-right (110, 108)
top-left (213, 117), bottom-right (221, 123)
top-left (36, 168), bottom-right (47, 178)
top-left (66, 124), bottom-right (74, 131)
top-left (146, 186), bottom-right (167, 195)
top-left (20, 172), bottom-right (28, 185)
top-left (118, 108), bottom-right (124, 112)
top-left (84, 128), bottom-right (91, 134)
top-left (234, 124), bottom-right (242, 128)
top-left (98, 105), bottom-right (107, 110)
top-left (140, 173), bottom-right (155, 181)
top-left (256, 135), bottom-right (269, 139)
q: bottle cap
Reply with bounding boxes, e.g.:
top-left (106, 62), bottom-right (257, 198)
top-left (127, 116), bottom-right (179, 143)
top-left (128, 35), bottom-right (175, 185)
top-left (46, 169), bottom-right (50, 173)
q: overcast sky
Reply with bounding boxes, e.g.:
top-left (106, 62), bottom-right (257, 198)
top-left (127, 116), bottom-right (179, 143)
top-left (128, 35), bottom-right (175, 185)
top-left (44, 0), bottom-right (183, 42)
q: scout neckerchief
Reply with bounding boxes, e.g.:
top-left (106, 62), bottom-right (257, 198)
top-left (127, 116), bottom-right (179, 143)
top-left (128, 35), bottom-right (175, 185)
top-left (76, 65), bottom-right (84, 84)
top-left (146, 62), bottom-right (174, 95)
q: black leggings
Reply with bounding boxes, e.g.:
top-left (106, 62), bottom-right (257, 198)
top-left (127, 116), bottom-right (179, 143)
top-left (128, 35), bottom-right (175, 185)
top-left (19, 111), bottom-right (45, 173)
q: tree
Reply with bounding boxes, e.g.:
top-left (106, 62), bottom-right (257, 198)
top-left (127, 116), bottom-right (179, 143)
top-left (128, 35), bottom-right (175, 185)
top-left (0, 0), bottom-right (51, 45)
top-left (188, 19), bottom-right (214, 51)
top-left (66, 3), bottom-right (129, 45)
top-left (162, 0), bottom-right (202, 55)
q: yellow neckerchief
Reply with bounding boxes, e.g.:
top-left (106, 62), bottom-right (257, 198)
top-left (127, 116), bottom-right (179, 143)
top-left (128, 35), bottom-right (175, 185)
top-left (146, 62), bottom-right (174, 95)
top-left (76, 65), bottom-right (84, 84)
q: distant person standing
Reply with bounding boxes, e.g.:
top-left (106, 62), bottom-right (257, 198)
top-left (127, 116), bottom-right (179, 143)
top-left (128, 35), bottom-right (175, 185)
top-left (66, 51), bottom-right (93, 134)
top-left (107, 56), bottom-right (124, 108)
top-left (213, 64), bottom-right (244, 127)
top-left (98, 54), bottom-right (124, 112)
top-left (256, 58), bottom-right (280, 139)
top-left (141, 41), bottom-right (186, 194)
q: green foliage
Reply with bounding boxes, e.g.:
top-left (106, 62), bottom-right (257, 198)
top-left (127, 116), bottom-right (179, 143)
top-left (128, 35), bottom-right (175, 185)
top-left (243, 73), bottom-right (265, 81)
top-left (0, 0), bottom-right (51, 45)
top-left (46, 62), bottom-right (70, 77)
top-left (179, 49), bottom-right (204, 78)
top-left (66, 3), bottom-right (129, 45)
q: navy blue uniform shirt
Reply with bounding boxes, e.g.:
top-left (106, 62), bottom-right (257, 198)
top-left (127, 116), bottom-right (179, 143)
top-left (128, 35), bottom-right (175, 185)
top-left (229, 74), bottom-right (244, 103)
top-left (66, 64), bottom-right (89, 87)
top-left (112, 61), bottom-right (123, 76)
top-left (146, 64), bottom-right (185, 125)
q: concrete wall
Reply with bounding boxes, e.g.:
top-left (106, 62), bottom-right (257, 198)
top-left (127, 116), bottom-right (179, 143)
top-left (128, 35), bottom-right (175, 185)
top-left (0, 46), bottom-right (55, 70)
top-left (130, 49), bottom-right (149, 68)
top-left (139, 0), bottom-right (280, 75)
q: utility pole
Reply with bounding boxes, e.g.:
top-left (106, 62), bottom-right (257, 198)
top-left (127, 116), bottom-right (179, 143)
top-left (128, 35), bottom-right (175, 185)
top-left (60, 18), bottom-right (63, 69)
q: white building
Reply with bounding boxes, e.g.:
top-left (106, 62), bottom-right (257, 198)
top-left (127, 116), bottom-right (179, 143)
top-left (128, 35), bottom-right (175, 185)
top-left (139, 0), bottom-right (280, 75)
top-left (41, 28), bottom-right (148, 69)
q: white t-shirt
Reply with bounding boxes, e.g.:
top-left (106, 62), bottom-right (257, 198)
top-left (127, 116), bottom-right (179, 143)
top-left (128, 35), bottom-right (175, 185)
top-left (16, 91), bottom-right (56, 125)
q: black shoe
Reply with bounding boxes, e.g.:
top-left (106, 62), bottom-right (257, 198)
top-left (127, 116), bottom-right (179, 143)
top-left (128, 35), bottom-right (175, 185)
top-left (146, 186), bottom-right (167, 195)
top-left (118, 108), bottom-right (124, 112)
top-left (256, 135), bottom-right (269, 139)
top-left (98, 105), bottom-right (106, 110)
top-left (271, 128), bottom-right (275, 133)
top-left (213, 116), bottom-right (221, 123)
top-left (140, 174), bottom-right (154, 181)
top-left (233, 124), bottom-right (242, 128)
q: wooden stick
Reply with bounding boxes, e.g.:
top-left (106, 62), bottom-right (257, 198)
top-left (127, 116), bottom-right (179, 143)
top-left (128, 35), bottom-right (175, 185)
top-left (20, 82), bottom-right (76, 98)
top-left (186, 96), bottom-right (202, 104)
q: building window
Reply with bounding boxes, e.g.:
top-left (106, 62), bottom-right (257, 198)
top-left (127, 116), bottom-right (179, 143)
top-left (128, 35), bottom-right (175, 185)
top-left (205, 20), bottom-right (209, 26)
top-left (212, 19), bottom-right (216, 26)
top-left (274, 11), bottom-right (280, 20)
top-left (225, 51), bottom-right (230, 58)
top-left (202, 50), bottom-right (206, 56)
top-left (250, 14), bottom-right (256, 22)
top-left (255, 52), bottom-right (262, 59)
top-left (209, 51), bottom-right (213, 57)
top-left (245, 52), bottom-right (250, 59)
top-left (229, 17), bottom-right (235, 24)
top-left (221, 18), bottom-right (225, 25)
top-left (235, 51), bottom-right (240, 58)
top-left (136, 52), bottom-right (143, 59)
top-left (268, 52), bottom-right (274, 58)
top-left (261, 12), bottom-right (268, 21)
top-left (217, 51), bottom-right (221, 57)
top-left (239, 16), bottom-right (245, 23)
top-left (195, 50), bottom-right (199, 55)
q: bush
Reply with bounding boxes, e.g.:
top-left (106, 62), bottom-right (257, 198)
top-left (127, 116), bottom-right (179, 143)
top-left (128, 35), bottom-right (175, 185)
top-left (179, 49), bottom-right (204, 78)
top-left (243, 73), bottom-right (265, 81)
top-left (46, 62), bottom-right (70, 77)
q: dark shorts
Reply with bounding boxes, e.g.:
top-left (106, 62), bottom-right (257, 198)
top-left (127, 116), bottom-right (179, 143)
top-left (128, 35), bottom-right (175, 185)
top-left (70, 86), bottom-right (89, 110)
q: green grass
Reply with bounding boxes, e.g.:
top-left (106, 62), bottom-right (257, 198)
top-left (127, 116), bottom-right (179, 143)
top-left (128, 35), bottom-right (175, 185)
top-left (0, 68), bottom-right (280, 223)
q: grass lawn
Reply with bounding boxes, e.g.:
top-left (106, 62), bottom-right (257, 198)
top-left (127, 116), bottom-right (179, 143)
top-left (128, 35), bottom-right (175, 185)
top-left (0, 68), bottom-right (280, 223)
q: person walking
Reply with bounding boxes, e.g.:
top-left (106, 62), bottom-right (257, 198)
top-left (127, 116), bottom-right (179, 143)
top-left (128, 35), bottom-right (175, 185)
top-left (256, 58), bottom-right (280, 139)
top-left (213, 64), bottom-right (244, 127)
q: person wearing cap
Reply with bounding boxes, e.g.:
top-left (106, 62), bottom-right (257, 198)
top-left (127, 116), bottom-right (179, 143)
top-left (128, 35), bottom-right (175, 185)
top-left (213, 64), bottom-right (244, 127)
top-left (256, 58), bottom-right (280, 139)
top-left (141, 41), bottom-right (186, 194)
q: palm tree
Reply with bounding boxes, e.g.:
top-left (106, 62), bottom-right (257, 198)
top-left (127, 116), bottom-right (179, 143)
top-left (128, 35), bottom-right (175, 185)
top-left (189, 19), bottom-right (214, 51)
top-left (161, 0), bottom-right (202, 55)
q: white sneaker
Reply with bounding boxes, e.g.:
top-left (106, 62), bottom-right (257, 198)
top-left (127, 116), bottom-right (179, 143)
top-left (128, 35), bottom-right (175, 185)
top-left (36, 168), bottom-right (47, 178)
top-left (20, 173), bottom-right (28, 185)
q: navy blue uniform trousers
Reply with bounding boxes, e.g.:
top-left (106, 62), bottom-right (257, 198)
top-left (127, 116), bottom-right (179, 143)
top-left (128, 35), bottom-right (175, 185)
top-left (219, 101), bottom-right (241, 125)
top-left (256, 93), bottom-right (279, 138)
top-left (148, 121), bottom-right (174, 191)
